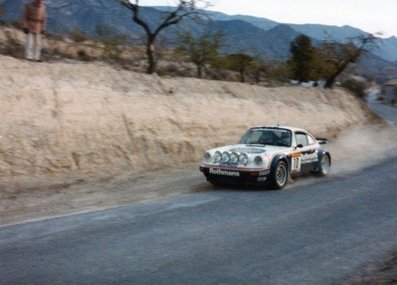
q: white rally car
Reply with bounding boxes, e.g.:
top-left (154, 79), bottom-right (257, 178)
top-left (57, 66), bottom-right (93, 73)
top-left (199, 126), bottom-right (331, 189)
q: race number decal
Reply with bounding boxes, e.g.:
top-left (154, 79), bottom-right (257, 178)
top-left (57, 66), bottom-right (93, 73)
top-left (291, 152), bottom-right (301, 173)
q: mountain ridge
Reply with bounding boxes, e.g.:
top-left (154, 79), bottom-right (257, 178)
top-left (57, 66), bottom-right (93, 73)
top-left (1, 0), bottom-right (396, 62)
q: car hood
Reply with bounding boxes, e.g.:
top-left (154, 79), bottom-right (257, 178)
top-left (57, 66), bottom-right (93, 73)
top-left (213, 144), bottom-right (289, 155)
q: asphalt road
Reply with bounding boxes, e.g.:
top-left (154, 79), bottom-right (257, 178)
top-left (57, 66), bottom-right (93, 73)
top-left (1, 158), bottom-right (397, 285)
top-left (1, 97), bottom-right (396, 285)
top-left (367, 89), bottom-right (397, 125)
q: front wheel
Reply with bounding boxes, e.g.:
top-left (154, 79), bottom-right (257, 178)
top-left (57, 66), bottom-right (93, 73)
top-left (270, 161), bottom-right (289, 190)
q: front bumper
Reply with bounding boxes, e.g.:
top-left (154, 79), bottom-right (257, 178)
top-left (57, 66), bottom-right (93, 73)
top-left (200, 165), bottom-right (271, 185)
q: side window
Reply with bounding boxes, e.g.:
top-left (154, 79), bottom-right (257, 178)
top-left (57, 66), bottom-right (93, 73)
top-left (295, 133), bottom-right (309, 146)
top-left (307, 135), bottom-right (316, 145)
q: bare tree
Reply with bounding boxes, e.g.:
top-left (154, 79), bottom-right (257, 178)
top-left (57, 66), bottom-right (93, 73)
top-left (319, 34), bottom-right (378, 88)
top-left (120, 0), bottom-right (209, 74)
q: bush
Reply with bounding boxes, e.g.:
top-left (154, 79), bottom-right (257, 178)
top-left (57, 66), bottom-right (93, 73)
top-left (0, 30), bottom-right (23, 59)
top-left (77, 49), bottom-right (91, 61)
top-left (69, 29), bottom-right (87, 43)
top-left (341, 78), bottom-right (368, 99)
top-left (102, 38), bottom-right (126, 61)
top-left (10, 21), bottom-right (23, 30)
top-left (156, 63), bottom-right (186, 77)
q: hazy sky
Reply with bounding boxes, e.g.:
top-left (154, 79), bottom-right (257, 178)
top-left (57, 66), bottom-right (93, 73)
top-left (140, 0), bottom-right (397, 38)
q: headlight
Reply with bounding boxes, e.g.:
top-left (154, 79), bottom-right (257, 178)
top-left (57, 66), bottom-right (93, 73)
top-left (239, 153), bottom-right (249, 165)
top-left (214, 151), bottom-right (222, 163)
top-left (254, 156), bottom-right (263, 166)
top-left (221, 151), bottom-right (230, 163)
top-left (203, 152), bottom-right (211, 163)
top-left (230, 152), bottom-right (239, 163)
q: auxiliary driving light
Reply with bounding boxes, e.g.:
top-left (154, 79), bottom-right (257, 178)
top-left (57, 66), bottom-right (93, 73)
top-left (230, 152), bottom-right (239, 163)
top-left (221, 151), bottom-right (230, 163)
top-left (239, 153), bottom-right (249, 165)
top-left (214, 151), bottom-right (222, 163)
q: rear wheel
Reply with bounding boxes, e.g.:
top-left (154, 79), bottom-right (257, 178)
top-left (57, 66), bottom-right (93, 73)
top-left (271, 161), bottom-right (288, 190)
top-left (316, 154), bottom-right (330, 176)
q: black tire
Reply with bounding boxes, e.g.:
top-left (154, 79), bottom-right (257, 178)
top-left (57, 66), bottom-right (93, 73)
top-left (316, 154), bottom-right (331, 177)
top-left (270, 161), bottom-right (289, 190)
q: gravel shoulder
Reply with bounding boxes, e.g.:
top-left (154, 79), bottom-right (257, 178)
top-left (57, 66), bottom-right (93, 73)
top-left (0, 163), bottom-right (208, 225)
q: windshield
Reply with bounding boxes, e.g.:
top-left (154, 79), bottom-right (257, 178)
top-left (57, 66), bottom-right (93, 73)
top-left (239, 128), bottom-right (292, 147)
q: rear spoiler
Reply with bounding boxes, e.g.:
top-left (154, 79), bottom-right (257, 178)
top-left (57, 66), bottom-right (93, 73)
top-left (316, 138), bottom-right (328, 145)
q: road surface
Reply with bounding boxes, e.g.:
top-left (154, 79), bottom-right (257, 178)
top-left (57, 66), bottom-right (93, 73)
top-left (1, 160), bottom-right (397, 285)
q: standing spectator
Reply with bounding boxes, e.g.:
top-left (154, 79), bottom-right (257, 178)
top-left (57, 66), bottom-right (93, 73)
top-left (22, 0), bottom-right (46, 61)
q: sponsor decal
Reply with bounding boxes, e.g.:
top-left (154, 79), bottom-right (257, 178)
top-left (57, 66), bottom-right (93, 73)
top-left (291, 156), bottom-right (301, 173)
top-left (301, 153), bottom-right (318, 163)
top-left (209, 168), bottom-right (240, 177)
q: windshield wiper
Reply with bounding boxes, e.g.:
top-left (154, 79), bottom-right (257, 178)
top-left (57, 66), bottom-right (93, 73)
top-left (245, 143), bottom-right (266, 146)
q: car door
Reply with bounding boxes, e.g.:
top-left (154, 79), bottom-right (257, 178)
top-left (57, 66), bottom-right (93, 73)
top-left (294, 132), bottom-right (319, 174)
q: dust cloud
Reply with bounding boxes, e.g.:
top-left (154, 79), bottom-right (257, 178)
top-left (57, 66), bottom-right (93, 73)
top-left (327, 124), bottom-right (397, 175)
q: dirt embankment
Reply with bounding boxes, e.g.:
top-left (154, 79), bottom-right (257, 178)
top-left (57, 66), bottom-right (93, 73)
top-left (0, 55), bottom-right (376, 179)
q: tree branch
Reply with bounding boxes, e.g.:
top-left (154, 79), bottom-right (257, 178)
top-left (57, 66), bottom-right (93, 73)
top-left (120, 0), bottom-right (152, 35)
top-left (153, 5), bottom-right (199, 36)
top-left (119, 0), bottom-right (211, 74)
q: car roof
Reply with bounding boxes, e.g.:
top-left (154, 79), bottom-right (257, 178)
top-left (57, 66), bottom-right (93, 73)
top-left (250, 125), bottom-right (308, 133)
